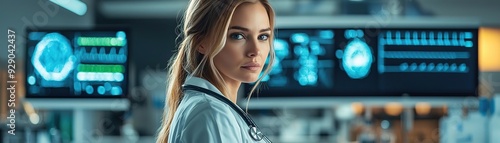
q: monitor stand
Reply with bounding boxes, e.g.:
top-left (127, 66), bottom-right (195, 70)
top-left (24, 98), bottom-right (130, 143)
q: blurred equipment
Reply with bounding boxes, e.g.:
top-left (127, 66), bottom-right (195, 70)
top-left (440, 97), bottom-right (488, 143)
top-left (24, 28), bottom-right (131, 143)
top-left (379, 120), bottom-right (395, 143)
top-left (335, 104), bottom-right (356, 143)
top-left (490, 94), bottom-right (500, 143)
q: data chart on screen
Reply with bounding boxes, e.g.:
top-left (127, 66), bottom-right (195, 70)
top-left (25, 29), bottom-right (129, 98)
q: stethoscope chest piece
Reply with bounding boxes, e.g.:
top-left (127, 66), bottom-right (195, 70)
top-left (248, 126), bottom-right (263, 141)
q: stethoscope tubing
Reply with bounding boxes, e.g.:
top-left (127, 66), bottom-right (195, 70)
top-left (182, 85), bottom-right (272, 143)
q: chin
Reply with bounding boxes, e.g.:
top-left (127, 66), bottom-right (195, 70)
top-left (239, 74), bottom-right (260, 83)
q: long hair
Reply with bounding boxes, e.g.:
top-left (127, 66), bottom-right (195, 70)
top-left (156, 0), bottom-right (275, 142)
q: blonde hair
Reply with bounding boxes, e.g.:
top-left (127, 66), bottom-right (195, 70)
top-left (156, 0), bottom-right (275, 142)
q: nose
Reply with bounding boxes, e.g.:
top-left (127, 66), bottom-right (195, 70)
top-left (247, 40), bottom-right (260, 57)
top-left (247, 51), bottom-right (260, 57)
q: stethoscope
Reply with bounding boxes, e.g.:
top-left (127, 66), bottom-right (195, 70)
top-left (182, 85), bottom-right (272, 143)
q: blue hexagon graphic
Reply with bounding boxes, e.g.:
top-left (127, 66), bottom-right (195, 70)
top-left (32, 33), bottom-right (76, 81)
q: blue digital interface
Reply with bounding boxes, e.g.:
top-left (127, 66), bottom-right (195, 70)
top-left (340, 30), bottom-right (373, 79)
top-left (258, 29), bottom-right (335, 92)
top-left (377, 29), bottom-right (477, 95)
top-left (245, 28), bottom-right (478, 97)
top-left (25, 29), bottom-right (129, 98)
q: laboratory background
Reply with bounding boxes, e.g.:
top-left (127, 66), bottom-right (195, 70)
top-left (1, 0), bottom-right (500, 143)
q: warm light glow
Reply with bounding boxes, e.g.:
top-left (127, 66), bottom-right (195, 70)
top-left (351, 102), bottom-right (364, 115)
top-left (23, 102), bottom-right (40, 124)
top-left (479, 27), bottom-right (500, 71)
top-left (384, 102), bottom-right (403, 116)
top-left (415, 102), bottom-right (431, 115)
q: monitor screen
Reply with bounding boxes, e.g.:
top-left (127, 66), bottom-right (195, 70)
top-left (25, 28), bottom-right (129, 98)
top-left (246, 28), bottom-right (478, 97)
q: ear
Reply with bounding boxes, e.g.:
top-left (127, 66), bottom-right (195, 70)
top-left (197, 45), bottom-right (208, 55)
top-left (197, 39), bottom-right (210, 55)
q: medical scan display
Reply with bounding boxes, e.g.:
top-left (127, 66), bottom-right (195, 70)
top-left (25, 29), bottom-right (129, 98)
top-left (248, 28), bottom-right (478, 97)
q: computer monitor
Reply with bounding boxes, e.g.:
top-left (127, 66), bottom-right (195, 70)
top-left (242, 16), bottom-right (479, 108)
top-left (25, 28), bottom-right (129, 98)
top-left (24, 28), bottom-right (130, 110)
top-left (24, 28), bottom-right (132, 143)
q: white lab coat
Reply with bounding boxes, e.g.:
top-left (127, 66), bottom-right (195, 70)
top-left (167, 76), bottom-right (266, 143)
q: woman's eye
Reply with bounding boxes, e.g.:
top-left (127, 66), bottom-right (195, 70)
top-left (230, 33), bottom-right (244, 40)
top-left (258, 34), bottom-right (269, 41)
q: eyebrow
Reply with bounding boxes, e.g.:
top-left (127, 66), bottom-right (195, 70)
top-left (229, 26), bottom-right (271, 33)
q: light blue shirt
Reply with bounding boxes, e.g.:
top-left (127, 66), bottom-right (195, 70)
top-left (167, 76), bottom-right (265, 143)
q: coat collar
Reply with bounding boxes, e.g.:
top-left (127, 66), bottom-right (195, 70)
top-left (183, 76), bottom-right (224, 96)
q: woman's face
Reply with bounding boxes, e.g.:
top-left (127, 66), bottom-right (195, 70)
top-left (213, 2), bottom-right (271, 83)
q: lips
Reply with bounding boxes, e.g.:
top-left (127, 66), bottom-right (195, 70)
top-left (241, 62), bottom-right (261, 71)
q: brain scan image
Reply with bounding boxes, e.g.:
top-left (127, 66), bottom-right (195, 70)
top-left (338, 30), bottom-right (374, 79)
top-left (342, 39), bottom-right (373, 79)
top-left (32, 32), bottom-right (76, 82)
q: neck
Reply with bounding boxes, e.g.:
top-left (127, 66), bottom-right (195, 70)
top-left (225, 79), bottom-right (241, 104)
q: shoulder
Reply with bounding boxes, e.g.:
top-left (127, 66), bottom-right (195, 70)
top-left (177, 92), bottom-right (244, 142)
top-left (180, 91), bottom-right (237, 124)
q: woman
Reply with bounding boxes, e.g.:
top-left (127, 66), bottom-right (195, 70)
top-left (156, 0), bottom-right (276, 142)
